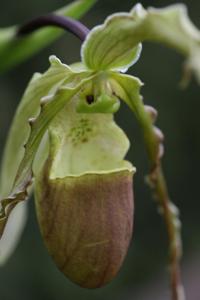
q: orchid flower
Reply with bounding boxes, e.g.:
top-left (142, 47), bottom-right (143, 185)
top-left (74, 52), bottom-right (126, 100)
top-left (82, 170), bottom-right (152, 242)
top-left (1, 2), bottom-right (200, 299)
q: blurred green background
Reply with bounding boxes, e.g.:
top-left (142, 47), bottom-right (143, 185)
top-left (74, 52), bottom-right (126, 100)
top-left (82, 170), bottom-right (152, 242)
top-left (0, 0), bottom-right (200, 299)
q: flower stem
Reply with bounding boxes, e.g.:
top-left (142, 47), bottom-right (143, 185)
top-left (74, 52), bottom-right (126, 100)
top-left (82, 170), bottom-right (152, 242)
top-left (136, 103), bottom-right (185, 300)
top-left (0, 0), bottom-right (96, 73)
top-left (17, 14), bottom-right (90, 41)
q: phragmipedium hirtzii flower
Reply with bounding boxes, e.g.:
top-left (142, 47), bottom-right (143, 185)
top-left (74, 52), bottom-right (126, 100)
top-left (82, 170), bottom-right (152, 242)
top-left (1, 2), bottom-right (200, 290)
top-left (0, 8), bottom-right (143, 287)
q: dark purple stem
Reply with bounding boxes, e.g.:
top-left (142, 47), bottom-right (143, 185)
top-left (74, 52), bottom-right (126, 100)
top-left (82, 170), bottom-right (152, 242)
top-left (17, 14), bottom-right (90, 41)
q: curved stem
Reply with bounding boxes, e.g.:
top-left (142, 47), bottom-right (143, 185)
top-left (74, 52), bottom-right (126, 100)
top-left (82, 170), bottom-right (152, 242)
top-left (17, 14), bottom-right (90, 42)
top-left (0, 0), bottom-right (96, 73)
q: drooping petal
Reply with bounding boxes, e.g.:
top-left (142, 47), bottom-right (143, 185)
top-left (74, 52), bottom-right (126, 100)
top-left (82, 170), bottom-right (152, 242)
top-left (0, 56), bottom-right (72, 198)
top-left (111, 72), bottom-right (162, 168)
top-left (0, 60), bottom-right (91, 239)
top-left (0, 56), bottom-right (74, 264)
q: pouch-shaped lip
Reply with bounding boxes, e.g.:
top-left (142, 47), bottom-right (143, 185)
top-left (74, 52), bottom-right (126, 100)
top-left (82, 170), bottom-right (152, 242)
top-left (35, 165), bottom-right (134, 288)
top-left (34, 83), bottom-right (136, 288)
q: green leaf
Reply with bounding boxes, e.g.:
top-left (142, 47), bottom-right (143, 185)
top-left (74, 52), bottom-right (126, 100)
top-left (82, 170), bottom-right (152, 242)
top-left (0, 0), bottom-right (97, 73)
top-left (82, 12), bottom-right (142, 72)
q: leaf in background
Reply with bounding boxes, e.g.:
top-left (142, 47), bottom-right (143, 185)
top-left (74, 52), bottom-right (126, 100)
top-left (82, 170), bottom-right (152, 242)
top-left (0, 0), bottom-right (97, 73)
top-left (0, 202), bottom-right (27, 266)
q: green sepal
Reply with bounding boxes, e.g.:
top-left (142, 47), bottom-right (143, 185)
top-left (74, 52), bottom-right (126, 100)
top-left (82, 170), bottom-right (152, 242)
top-left (129, 3), bottom-right (200, 55)
top-left (83, 3), bottom-right (200, 82)
top-left (82, 12), bottom-right (142, 72)
top-left (130, 3), bottom-right (200, 82)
